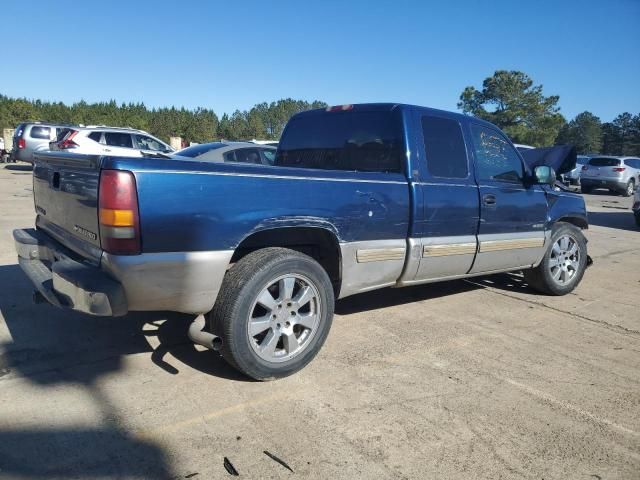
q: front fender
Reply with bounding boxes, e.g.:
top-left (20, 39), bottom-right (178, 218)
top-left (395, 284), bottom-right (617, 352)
top-left (546, 189), bottom-right (588, 229)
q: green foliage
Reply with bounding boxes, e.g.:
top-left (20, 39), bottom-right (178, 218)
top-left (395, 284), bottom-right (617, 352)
top-left (0, 94), bottom-right (327, 143)
top-left (555, 111), bottom-right (603, 154)
top-left (601, 113), bottom-right (640, 156)
top-left (458, 70), bottom-right (565, 147)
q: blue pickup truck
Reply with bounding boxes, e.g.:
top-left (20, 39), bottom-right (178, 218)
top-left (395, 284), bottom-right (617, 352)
top-left (14, 103), bottom-right (589, 380)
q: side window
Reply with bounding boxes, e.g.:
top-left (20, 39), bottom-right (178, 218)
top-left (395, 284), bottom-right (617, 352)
top-left (471, 124), bottom-right (523, 183)
top-left (223, 151), bottom-right (236, 163)
top-left (421, 115), bottom-right (468, 178)
top-left (104, 132), bottom-right (133, 148)
top-left (135, 134), bottom-right (165, 151)
top-left (231, 148), bottom-right (261, 164)
top-left (261, 149), bottom-right (276, 165)
top-left (30, 126), bottom-right (51, 139)
top-left (88, 131), bottom-right (103, 143)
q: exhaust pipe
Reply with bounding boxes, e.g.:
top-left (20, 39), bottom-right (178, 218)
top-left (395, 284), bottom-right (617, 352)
top-left (188, 314), bottom-right (222, 351)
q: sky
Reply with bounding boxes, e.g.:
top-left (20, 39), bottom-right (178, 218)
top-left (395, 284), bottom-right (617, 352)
top-left (2, 0), bottom-right (639, 122)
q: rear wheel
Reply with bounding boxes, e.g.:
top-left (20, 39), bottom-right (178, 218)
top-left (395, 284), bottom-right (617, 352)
top-left (523, 223), bottom-right (588, 295)
top-left (623, 179), bottom-right (635, 197)
top-left (210, 247), bottom-right (334, 381)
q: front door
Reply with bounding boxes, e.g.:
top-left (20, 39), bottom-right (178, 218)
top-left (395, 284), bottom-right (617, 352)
top-left (468, 123), bottom-right (548, 273)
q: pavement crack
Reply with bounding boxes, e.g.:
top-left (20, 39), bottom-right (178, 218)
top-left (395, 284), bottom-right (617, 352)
top-left (463, 280), bottom-right (640, 337)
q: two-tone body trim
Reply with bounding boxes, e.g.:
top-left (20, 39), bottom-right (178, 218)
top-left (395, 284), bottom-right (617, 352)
top-left (356, 247), bottom-right (406, 263)
top-left (479, 237), bottom-right (545, 253)
top-left (423, 242), bottom-right (477, 257)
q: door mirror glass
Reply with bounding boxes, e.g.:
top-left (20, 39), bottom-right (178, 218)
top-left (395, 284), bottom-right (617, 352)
top-left (534, 165), bottom-right (556, 185)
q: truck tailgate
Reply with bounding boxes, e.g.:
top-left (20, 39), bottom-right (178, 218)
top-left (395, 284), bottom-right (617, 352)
top-left (33, 152), bottom-right (103, 263)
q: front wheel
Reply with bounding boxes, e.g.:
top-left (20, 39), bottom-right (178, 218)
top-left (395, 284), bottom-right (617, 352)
top-left (523, 223), bottom-right (588, 295)
top-left (210, 247), bottom-right (335, 381)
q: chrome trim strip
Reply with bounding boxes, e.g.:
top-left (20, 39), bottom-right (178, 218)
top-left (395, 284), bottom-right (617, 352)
top-left (423, 242), bottom-right (477, 257)
top-left (479, 237), bottom-right (544, 253)
top-left (357, 247), bottom-right (406, 263)
top-left (144, 170), bottom-right (407, 185)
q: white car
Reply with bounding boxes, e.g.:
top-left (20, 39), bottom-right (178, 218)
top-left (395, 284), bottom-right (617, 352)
top-left (51, 126), bottom-right (173, 157)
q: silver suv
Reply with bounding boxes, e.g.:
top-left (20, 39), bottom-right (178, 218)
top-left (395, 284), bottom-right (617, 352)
top-left (581, 156), bottom-right (640, 197)
top-left (11, 123), bottom-right (74, 163)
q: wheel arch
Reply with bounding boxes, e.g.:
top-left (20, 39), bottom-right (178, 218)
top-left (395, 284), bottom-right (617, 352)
top-left (554, 216), bottom-right (589, 230)
top-left (231, 226), bottom-right (342, 295)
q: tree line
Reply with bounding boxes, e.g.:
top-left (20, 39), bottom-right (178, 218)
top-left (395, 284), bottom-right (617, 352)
top-left (0, 95), bottom-right (326, 143)
top-left (459, 70), bottom-right (640, 155)
top-left (2, 73), bottom-right (639, 155)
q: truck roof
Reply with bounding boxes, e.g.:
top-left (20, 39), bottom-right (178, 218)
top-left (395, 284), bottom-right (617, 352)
top-left (295, 102), bottom-right (497, 129)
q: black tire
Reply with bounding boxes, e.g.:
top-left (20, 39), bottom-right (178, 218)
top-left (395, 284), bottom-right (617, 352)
top-left (210, 247), bottom-right (334, 381)
top-left (580, 185), bottom-right (592, 194)
top-left (635, 212), bottom-right (640, 228)
top-left (622, 179), bottom-right (635, 197)
top-left (523, 222), bottom-right (588, 296)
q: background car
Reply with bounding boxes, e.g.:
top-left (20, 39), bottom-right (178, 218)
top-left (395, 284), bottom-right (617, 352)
top-left (580, 156), bottom-right (640, 196)
top-left (176, 141), bottom-right (276, 165)
top-left (52, 126), bottom-right (173, 157)
top-left (12, 122), bottom-right (75, 163)
top-left (560, 155), bottom-right (590, 187)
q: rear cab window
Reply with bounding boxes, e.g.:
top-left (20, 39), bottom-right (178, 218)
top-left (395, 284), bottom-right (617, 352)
top-left (30, 126), bottom-right (51, 139)
top-left (276, 109), bottom-right (404, 173)
top-left (589, 158), bottom-right (620, 167)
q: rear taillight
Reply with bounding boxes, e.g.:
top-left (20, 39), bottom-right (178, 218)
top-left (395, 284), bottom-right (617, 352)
top-left (612, 167), bottom-right (626, 172)
top-left (18, 138), bottom-right (25, 149)
top-left (98, 170), bottom-right (141, 255)
top-left (58, 130), bottom-right (79, 149)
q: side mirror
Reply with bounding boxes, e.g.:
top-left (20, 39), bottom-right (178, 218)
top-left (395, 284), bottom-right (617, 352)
top-left (533, 165), bottom-right (556, 186)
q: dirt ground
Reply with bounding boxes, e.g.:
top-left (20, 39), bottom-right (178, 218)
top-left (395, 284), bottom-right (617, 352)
top-left (0, 163), bottom-right (638, 479)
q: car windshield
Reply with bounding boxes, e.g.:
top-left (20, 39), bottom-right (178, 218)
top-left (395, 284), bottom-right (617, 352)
top-left (589, 157), bottom-right (620, 167)
top-left (177, 143), bottom-right (226, 158)
top-left (576, 156), bottom-right (589, 165)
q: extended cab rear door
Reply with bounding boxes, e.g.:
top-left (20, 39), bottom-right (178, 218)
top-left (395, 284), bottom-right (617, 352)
top-left (409, 111), bottom-right (480, 281)
top-left (467, 122), bottom-right (547, 273)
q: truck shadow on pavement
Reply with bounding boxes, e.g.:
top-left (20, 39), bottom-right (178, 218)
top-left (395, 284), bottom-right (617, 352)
top-left (0, 262), bottom-right (242, 478)
top-left (586, 210), bottom-right (639, 232)
top-left (3, 164), bottom-right (33, 172)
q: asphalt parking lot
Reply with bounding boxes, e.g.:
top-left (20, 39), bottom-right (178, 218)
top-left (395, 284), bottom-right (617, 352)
top-left (0, 164), bottom-right (638, 479)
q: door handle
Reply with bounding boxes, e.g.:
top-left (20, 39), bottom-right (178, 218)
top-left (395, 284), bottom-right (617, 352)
top-left (482, 194), bottom-right (497, 206)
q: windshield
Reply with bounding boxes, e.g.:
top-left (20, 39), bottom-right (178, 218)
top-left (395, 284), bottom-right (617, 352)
top-left (177, 143), bottom-right (226, 158)
top-left (589, 157), bottom-right (620, 167)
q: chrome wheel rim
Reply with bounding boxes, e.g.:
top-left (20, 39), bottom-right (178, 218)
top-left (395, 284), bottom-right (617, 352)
top-left (247, 274), bottom-right (321, 363)
top-left (627, 182), bottom-right (634, 196)
top-left (549, 235), bottom-right (580, 285)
